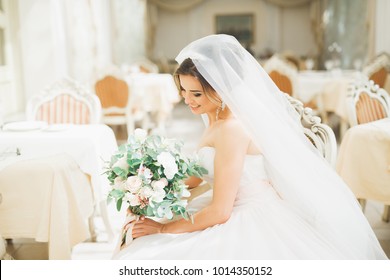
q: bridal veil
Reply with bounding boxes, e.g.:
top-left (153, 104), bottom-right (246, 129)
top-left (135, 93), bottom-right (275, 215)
top-left (176, 34), bottom-right (386, 259)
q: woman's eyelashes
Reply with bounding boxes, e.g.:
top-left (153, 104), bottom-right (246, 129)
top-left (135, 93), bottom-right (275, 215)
top-left (180, 88), bottom-right (202, 98)
top-left (193, 92), bottom-right (202, 97)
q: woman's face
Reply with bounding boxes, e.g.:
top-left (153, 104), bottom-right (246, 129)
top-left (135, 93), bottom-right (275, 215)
top-left (179, 74), bottom-right (218, 115)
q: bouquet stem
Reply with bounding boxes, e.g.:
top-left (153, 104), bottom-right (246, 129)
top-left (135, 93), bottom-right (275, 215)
top-left (119, 214), bottom-right (139, 250)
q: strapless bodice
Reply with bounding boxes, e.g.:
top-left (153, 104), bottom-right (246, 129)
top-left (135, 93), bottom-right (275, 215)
top-left (197, 146), bottom-right (275, 205)
top-left (198, 146), bottom-right (269, 184)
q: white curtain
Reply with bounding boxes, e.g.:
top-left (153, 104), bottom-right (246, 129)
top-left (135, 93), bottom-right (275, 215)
top-left (53, 0), bottom-right (112, 84)
top-left (111, 0), bottom-right (147, 65)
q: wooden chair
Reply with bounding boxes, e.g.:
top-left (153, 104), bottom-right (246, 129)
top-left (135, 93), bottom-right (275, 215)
top-left (346, 79), bottom-right (390, 127)
top-left (26, 78), bottom-right (116, 241)
top-left (124, 58), bottom-right (159, 74)
top-left (264, 55), bottom-right (298, 96)
top-left (362, 53), bottom-right (390, 88)
top-left (284, 93), bottom-right (337, 168)
top-left (95, 75), bottom-right (134, 135)
top-left (26, 77), bottom-right (101, 124)
top-left (135, 58), bottom-right (159, 73)
top-left (346, 79), bottom-right (390, 221)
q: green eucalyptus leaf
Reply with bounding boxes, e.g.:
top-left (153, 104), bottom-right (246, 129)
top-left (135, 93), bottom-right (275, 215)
top-left (116, 199), bottom-right (123, 211)
top-left (146, 206), bottom-right (154, 216)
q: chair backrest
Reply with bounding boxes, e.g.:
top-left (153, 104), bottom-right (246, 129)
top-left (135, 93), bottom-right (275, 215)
top-left (362, 53), bottom-right (390, 88)
top-left (131, 58), bottom-right (159, 74)
top-left (95, 75), bottom-right (129, 114)
top-left (264, 55), bottom-right (298, 96)
top-left (26, 78), bottom-right (102, 124)
top-left (284, 93), bottom-right (337, 167)
top-left (346, 79), bottom-right (390, 127)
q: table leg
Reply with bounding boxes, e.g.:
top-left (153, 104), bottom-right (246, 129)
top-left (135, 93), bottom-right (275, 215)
top-left (358, 198), bottom-right (367, 212)
top-left (88, 216), bottom-right (97, 242)
top-left (99, 200), bottom-right (115, 242)
top-left (382, 205), bottom-right (390, 223)
top-left (339, 119), bottom-right (349, 141)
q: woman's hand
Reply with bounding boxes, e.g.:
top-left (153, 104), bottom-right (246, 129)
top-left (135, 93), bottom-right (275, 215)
top-left (128, 217), bottom-right (164, 239)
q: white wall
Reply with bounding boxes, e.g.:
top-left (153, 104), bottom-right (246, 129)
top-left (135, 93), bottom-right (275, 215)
top-left (281, 4), bottom-right (316, 56)
top-left (375, 0), bottom-right (390, 55)
top-left (153, 0), bottom-right (316, 60)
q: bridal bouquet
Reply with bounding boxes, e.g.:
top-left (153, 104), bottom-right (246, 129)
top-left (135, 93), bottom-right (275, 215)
top-left (105, 129), bottom-right (207, 247)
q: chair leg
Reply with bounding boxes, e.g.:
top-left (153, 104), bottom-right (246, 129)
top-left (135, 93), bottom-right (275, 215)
top-left (339, 119), bottom-right (349, 141)
top-left (88, 216), bottom-right (97, 242)
top-left (126, 115), bottom-right (135, 136)
top-left (142, 112), bottom-right (155, 133)
top-left (358, 198), bottom-right (367, 212)
top-left (382, 205), bottom-right (390, 223)
top-left (99, 200), bottom-right (115, 242)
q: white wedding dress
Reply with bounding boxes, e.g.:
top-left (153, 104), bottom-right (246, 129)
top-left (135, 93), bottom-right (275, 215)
top-left (113, 146), bottom-right (387, 259)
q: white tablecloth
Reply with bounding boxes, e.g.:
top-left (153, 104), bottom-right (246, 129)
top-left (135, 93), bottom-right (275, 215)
top-left (126, 73), bottom-right (180, 123)
top-left (0, 154), bottom-right (94, 259)
top-left (297, 70), bottom-right (358, 121)
top-left (336, 118), bottom-right (390, 203)
top-left (0, 124), bottom-right (118, 202)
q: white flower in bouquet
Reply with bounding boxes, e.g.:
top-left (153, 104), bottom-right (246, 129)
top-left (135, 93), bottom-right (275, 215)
top-left (125, 176), bottom-right (142, 193)
top-left (113, 177), bottom-right (126, 191)
top-left (125, 192), bottom-right (141, 207)
top-left (157, 151), bottom-right (178, 180)
top-left (105, 129), bottom-right (208, 221)
top-left (112, 156), bottom-right (129, 170)
top-left (134, 128), bottom-right (147, 142)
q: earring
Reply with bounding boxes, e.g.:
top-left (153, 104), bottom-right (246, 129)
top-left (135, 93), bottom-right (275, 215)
top-left (216, 101), bottom-right (225, 121)
top-left (221, 101), bottom-right (226, 111)
top-left (216, 107), bottom-right (221, 121)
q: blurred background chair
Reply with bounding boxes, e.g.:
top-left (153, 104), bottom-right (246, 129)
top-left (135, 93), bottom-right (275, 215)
top-left (362, 53), bottom-right (390, 89)
top-left (264, 55), bottom-right (299, 97)
top-left (26, 77), bottom-right (101, 124)
top-left (285, 93), bottom-right (337, 168)
top-left (280, 51), bottom-right (307, 71)
top-left (346, 79), bottom-right (390, 127)
top-left (95, 74), bottom-right (134, 138)
top-left (123, 58), bottom-right (159, 74)
top-left (345, 79), bottom-right (390, 220)
top-left (137, 59), bottom-right (159, 73)
top-left (25, 78), bottom-right (114, 242)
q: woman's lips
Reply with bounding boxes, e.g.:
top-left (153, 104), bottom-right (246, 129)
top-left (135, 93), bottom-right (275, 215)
top-left (189, 105), bottom-right (200, 111)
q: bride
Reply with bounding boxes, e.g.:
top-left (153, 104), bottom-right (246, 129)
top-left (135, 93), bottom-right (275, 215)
top-left (113, 34), bottom-right (387, 259)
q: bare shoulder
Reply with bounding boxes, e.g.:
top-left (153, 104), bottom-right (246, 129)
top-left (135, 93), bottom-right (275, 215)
top-left (217, 118), bottom-right (247, 137)
top-left (214, 118), bottom-right (251, 151)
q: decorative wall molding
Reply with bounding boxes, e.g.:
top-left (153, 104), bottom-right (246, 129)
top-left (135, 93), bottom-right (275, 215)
top-left (148, 0), bottom-right (205, 12)
top-left (263, 0), bottom-right (314, 8)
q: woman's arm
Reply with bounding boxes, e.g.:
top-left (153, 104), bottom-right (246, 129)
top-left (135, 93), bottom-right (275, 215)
top-left (185, 176), bottom-right (203, 189)
top-left (131, 120), bottom-right (251, 237)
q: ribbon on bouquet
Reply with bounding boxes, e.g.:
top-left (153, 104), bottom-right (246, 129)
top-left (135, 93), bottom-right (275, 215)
top-left (113, 214), bottom-right (139, 255)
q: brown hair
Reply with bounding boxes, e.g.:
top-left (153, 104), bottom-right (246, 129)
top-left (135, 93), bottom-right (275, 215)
top-left (174, 58), bottom-right (222, 106)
